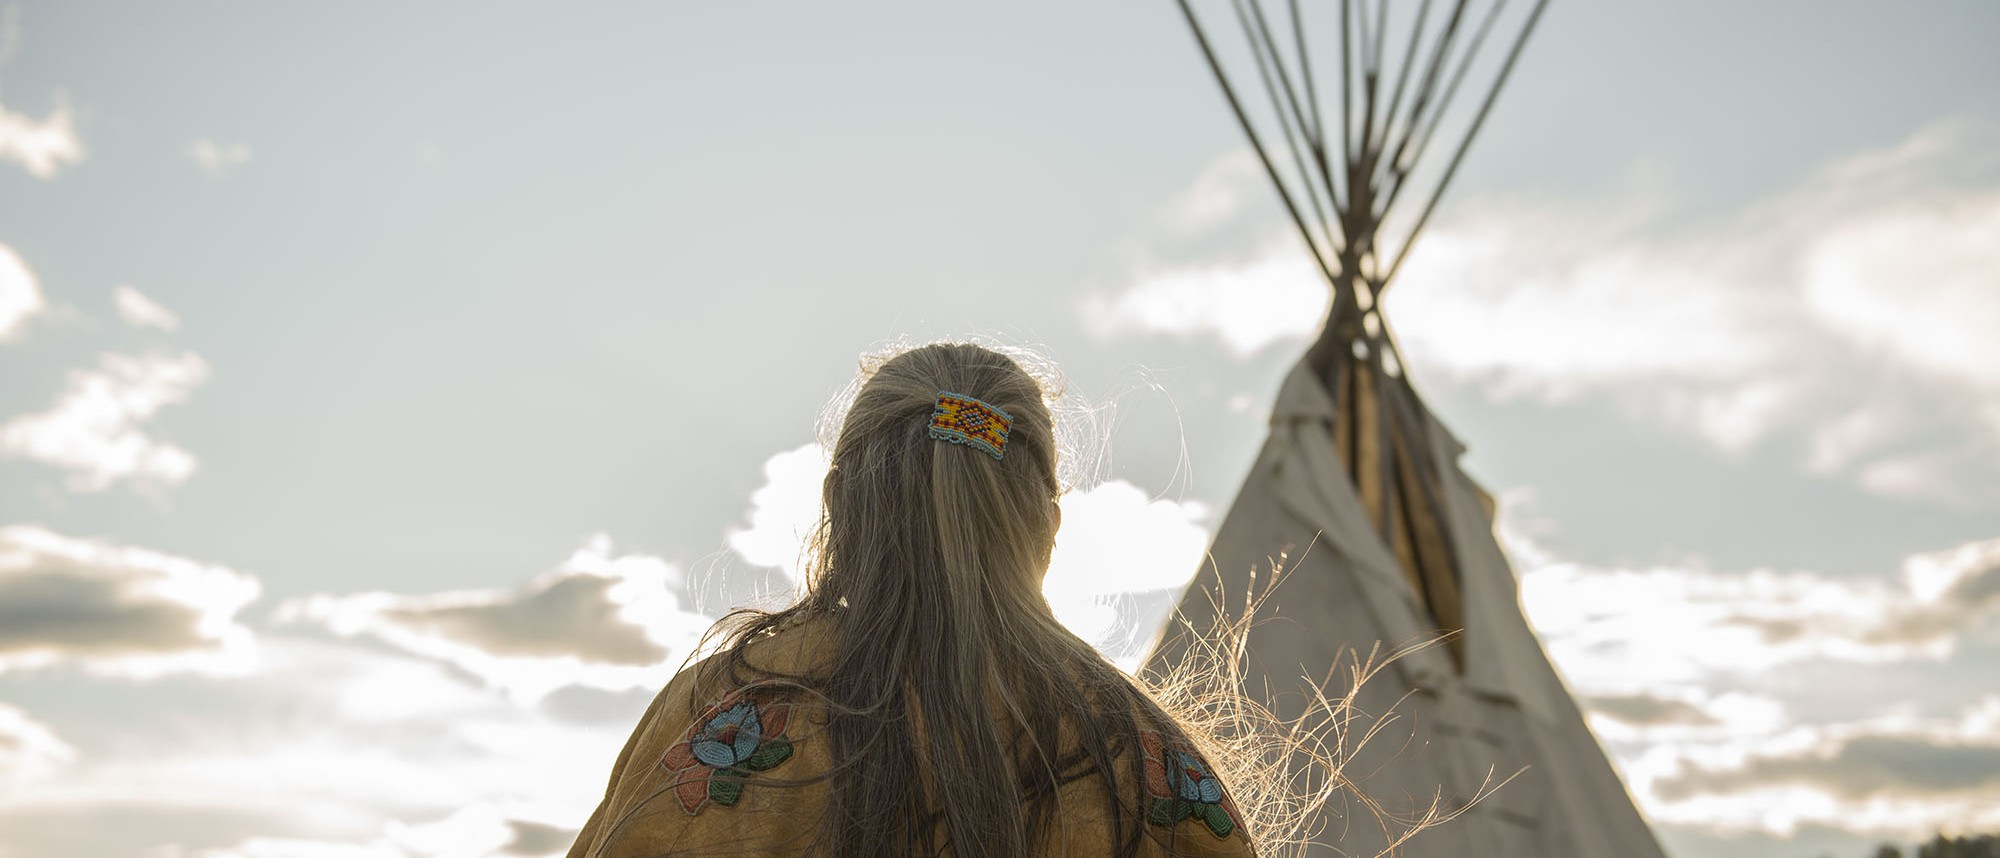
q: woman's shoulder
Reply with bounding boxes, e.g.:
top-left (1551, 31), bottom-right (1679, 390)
top-left (651, 611), bottom-right (829, 706)
top-left (1128, 726), bottom-right (1255, 854)
top-left (1040, 679), bottom-right (1259, 857)
top-left (567, 614), bottom-right (838, 858)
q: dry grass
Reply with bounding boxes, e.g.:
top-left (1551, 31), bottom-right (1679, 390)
top-left (1141, 545), bottom-right (1518, 857)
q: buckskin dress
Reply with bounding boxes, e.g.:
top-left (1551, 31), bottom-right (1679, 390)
top-left (567, 617), bottom-right (1257, 858)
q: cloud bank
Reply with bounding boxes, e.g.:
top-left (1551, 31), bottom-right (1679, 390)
top-left (1636, 699), bottom-right (2000, 838)
top-left (279, 534), bottom-right (711, 701)
top-left (1506, 517), bottom-right (2000, 842)
top-left (0, 525), bottom-right (259, 677)
top-left (1516, 532), bottom-right (2000, 690)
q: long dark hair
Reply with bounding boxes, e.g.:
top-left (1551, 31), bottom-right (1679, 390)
top-left (703, 342), bottom-right (1225, 857)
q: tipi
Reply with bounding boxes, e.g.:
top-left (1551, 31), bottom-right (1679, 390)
top-left (1142, 2), bottom-right (1667, 856)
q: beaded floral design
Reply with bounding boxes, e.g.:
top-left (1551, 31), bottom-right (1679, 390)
top-left (1140, 729), bottom-right (1242, 839)
top-left (927, 391), bottom-right (1012, 460)
top-left (660, 685), bottom-right (796, 814)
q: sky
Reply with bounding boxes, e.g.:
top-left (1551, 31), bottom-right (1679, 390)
top-left (1, 2), bottom-right (1998, 857)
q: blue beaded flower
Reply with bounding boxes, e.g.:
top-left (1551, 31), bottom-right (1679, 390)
top-left (1141, 729), bottom-right (1241, 839)
top-left (691, 703), bottom-right (763, 768)
top-left (1170, 749), bottom-right (1226, 805)
top-left (661, 687), bottom-right (795, 814)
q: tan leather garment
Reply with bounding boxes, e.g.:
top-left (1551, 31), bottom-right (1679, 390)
top-left (567, 619), bottom-right (1257, 858)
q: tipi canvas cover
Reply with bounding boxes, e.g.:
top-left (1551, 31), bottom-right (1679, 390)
top-left (1144, 1), bottom-right (1666, 855)
top-left (1146, 360), bottom-right (1666, 857)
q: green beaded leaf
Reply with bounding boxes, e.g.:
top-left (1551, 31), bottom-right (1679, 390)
top-left (1202, 803), bottom-right (1235, 838)
top-left (708, 774), bottom-right (744, 806)
top-left (743, 737), bottom-right (793, 772)
top-left (1148, 796), bottom-right (1237, 840)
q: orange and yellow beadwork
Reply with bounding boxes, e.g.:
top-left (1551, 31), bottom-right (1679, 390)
top-left (927, 391), bottom-right (1012, 460)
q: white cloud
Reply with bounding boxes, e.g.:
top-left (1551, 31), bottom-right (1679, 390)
top-left (0, 525), bottom-right (260, 678)
top-left (0, 350), bottom-right (209, 491)
top-left (1393, 224), bottom-right (1785, 399)
top-left (724, 442), bottom-right (830, 581)
top-left (1081, 243), bottom-right (1325, 358)
top-left (1391, 122), bottom-right (2000, 429)
top-left (1043, 480), bottom-right (1210, 646)
top-left (1889, 537), bottom-right (2000, 636)
top-left (113, 285), bottom-right (181, 332)
top-left (278, 534), bottom-right (712, 702)
top-left (188, 138), bottom-right (251, 176)
top-left (0, 94), bottom-right (83, 179)
top-left (0, 633), bottom-right (606, 856)
top-left (1157, 148), bottom-right (1265, 235)
top-left (1515, 532), bottom-right (2000, 689)
top-left (0, 703), bottom-right (74, 791)
top-left (0, 243), bottom-right (44, 340)
top-left (1046, 480), bottom-right (1210, 597)
top-left (1378, 197), bottom-right (1819, 455)
top-left (1800, 194), bottom-right (2000, 391)
top-left (1525, 556), bottom-right (1917, 687)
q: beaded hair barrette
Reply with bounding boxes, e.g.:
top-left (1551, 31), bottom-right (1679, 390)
top-left (927, 391), bottom-right (1012, 461)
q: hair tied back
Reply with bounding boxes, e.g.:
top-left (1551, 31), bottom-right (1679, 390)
top-left (927, 391), bottom-right (1012, 460)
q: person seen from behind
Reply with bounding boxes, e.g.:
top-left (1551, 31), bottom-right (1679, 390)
top-left (568, 342), bottom-right (1258, 858)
